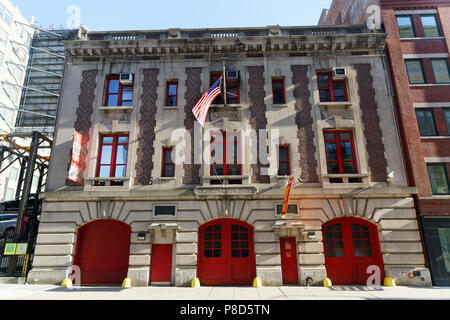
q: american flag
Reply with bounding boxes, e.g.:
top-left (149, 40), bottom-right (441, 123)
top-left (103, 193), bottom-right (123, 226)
top-left (192, 76), bottom-right (222, 127)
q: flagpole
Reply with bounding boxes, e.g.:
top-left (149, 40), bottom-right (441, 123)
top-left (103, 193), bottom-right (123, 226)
top-left (222, 60), bottom-right (227, 106)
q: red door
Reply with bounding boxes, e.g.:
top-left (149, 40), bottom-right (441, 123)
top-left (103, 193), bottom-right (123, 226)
top-left (150, 244), bottom-right (173, 283)
top-left (280, 238), bottom-right (299, 285)
top-left (74, 220), bottom-right (131, 285)
top-left (323, 217), bottom-right (384, 285)
top-left (197, 219), bottom-right (256, 286)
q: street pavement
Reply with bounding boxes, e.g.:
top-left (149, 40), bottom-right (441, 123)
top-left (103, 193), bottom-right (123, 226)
top-left (0, 284), bottom-right (449, 300)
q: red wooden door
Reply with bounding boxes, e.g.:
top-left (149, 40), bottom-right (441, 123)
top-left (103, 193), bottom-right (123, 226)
top-left (74, 220), bottom-right (131, 285)
top-left (280, 238), bottom-right (299, 284)
top-left (150, 244), bottom-right (173, 283)
top-left (323, 218), bottom-right (384, 285)
top-left (197, 219), bottom-right (256, 286)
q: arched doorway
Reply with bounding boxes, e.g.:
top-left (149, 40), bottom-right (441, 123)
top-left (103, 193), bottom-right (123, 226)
top-left (74, 219), bottom-right (131, 285)
top-left (322, 217), bottom-right (384, 285)
top-left (197, 218), bottom-right (256, 286)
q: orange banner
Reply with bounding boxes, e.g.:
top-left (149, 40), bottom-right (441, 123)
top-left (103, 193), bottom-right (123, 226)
top-left (281, 177), bottom-right (295, 218)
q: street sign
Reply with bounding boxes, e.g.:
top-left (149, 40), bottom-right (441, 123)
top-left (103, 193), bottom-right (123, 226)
top-left (15, 243), bottom-right (28, 255)
top-left (4, 243), bottom-right (17, 255)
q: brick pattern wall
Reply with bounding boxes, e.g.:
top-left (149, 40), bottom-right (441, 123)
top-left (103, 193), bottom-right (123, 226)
top-left (135, 68), bottom-right (159, 185)
top-left (247, 66), bottom-right (270, 184)
top-left (183, 67), bottom-right (202, 185)
top-left (67, 69), bottom-right (98, 186)
top-left (291, 65), bottom-right (319, 183)
top-left (354, 64), bottom-right (388, 182)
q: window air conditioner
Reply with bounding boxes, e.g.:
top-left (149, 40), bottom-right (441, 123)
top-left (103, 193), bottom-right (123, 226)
top-left (332, 68), bottom-right (347, 79)
top-left (119, 73), bottom-right (133, 85)
top-left (226, 70), bottom-right (240, 79)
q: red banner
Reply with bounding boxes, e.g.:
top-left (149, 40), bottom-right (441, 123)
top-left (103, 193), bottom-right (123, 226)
top-left (281, 177), bottom-right (295, 218)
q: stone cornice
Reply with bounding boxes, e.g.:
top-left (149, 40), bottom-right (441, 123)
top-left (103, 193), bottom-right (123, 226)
top-left (65, 32), bottom-right (387, 58)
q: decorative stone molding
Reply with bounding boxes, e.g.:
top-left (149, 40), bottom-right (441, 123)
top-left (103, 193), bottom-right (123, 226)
top-left (291, 65), bottom-right (319, 183)
top-left (194, 186), bottom-right (258, 196)
top-left (66, 69), bottom-right (98, 186)
top-left (354, 64), bottom-right (388, 182)
top-left (273, 219), bottom-right (305, 238)
top-left (183, 67), bottom-right (202, 185)
top-left (135, 68), bottom-right (159, 185)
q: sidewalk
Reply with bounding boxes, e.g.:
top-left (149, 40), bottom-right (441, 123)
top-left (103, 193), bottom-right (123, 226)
top-left (0, 284), bottom-right (449, 300)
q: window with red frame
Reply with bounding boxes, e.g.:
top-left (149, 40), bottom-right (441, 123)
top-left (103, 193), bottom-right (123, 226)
top-left (162, 147), bottom-right (175, 177)
top-left (210, 73), bottom-right (240, 105)
top-left (96, 134), bottom-right (129, 186)
top-left (166, 81), bottom-right (178, 106)
top-left (278, 145), bottom-right (290, 176)
top-left (317, 72), bottom-right (348, 102)
top-left (210, 131), bottom-right (242, 185)
top-left (272, 78), bottom-right (285, 104)
top-left (104, 76), bottom-right (133, 106)
top-left (324, 130), bottom-right (359, 183)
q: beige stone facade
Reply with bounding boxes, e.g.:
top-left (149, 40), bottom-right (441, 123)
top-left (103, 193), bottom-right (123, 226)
top-left (27, 25), bottom-right (431, 287)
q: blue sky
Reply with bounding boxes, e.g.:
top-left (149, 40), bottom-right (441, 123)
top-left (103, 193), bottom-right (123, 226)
top-left (12, 0), bottom-right (332, 31)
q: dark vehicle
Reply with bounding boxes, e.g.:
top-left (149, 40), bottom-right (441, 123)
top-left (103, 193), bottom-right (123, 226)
top-left (0, 214), bottom-right (17, 239)
top-left (0, 194), bottom-right (41, 214)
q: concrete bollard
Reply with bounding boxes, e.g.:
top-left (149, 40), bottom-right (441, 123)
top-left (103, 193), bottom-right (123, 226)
top-left (384, 277), bottom-right (396, 287)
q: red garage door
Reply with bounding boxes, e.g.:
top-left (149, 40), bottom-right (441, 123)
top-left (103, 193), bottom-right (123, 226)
top-left (74, 219), bottom-right (131, 285)
top-left (323, 217), bottom-right (384, 285)
top-left (197, 219), bottom-right (256, 286)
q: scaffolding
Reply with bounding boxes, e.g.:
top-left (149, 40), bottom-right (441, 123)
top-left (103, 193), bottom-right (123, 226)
top-left (0, 131), bottom-right (51, 276)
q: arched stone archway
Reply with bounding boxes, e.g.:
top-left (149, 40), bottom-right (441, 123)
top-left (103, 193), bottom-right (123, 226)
top-left (322, 217), bottom-right (384, 285)
top-left (73, 219), bottom-right (131, 285)
top-left (197, 218), bottom-right (256, 286)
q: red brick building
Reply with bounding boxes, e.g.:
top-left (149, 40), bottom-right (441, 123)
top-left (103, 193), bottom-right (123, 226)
top-left (320, 0), bottom-right (450, 286)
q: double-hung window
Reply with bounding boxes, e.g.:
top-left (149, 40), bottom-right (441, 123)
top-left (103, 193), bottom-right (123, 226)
top-left (427, 164), bottom-right (450, 195)
top-left (444, 109), bottom-right (450, 136)
top-left (317, 72), bottom-right (348, 102)
top-left (210, 131), bottom-right (242, 185)
top-left (96, 134), bottom-right (129, 186)
top-left (431, 59), bottom-right (450, 84)
top-left (405, 59), bottom-right (426, 84)
top-left (162, 147), bottom-right (175, 177)
top-left (416, 109), bottom-right (438, 136)
top-left (210, 73), bottom-right (240, 105)
top-left (420, 15), bottom-right (441, 37)
top-left (104, 76), bottom-right (133, 106)
top-left (324, 130), bottom-right (358, 181)
top-left (278, 145), bottom-right (291, 176)
top-left (272, 79), bottom-right (285, 104)
top-left (396, 16), bottom-right (415, 38)
top-left (166, 81), bottom-right (178, 106)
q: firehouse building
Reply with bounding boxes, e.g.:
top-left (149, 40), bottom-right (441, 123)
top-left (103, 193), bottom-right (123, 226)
top-left (27, 25), bottom-right (432, 287)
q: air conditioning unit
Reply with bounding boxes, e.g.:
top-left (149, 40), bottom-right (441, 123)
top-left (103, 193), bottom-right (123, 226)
top-left (332, 67), bottom-right (347, 79)
top-left (226, 70), bottom-right (240, 79)
top-left (119, 73), bottom-right (133, 85)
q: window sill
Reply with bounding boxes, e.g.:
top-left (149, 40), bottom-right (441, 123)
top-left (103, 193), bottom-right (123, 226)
top-left (210, 104), bottom-right (242, 110)
top-left (162, 106), bottom-right (179, 110)
top-left (271, 104), bottom-right (288, 108)
top-left (421, 195), bottom-right (450, 200)
top-left (410, 83), bottom-right (450, 87)
top-left (400, 37), bottom-right (445, 41)
top-left (203, 175), bottom-right (249, 180)
top-left (420, 136), bottom-right (450, 139)
top-left (159, 176), bottom-right (175, 180)
top-left (319, 102), bottom-right (352, 108)
top-left (85, 177), bottom-right (130, 186)
top-left (99, 106), bottom-right (133, 113)
top-left (322, 173), bottom-right (370, 186)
